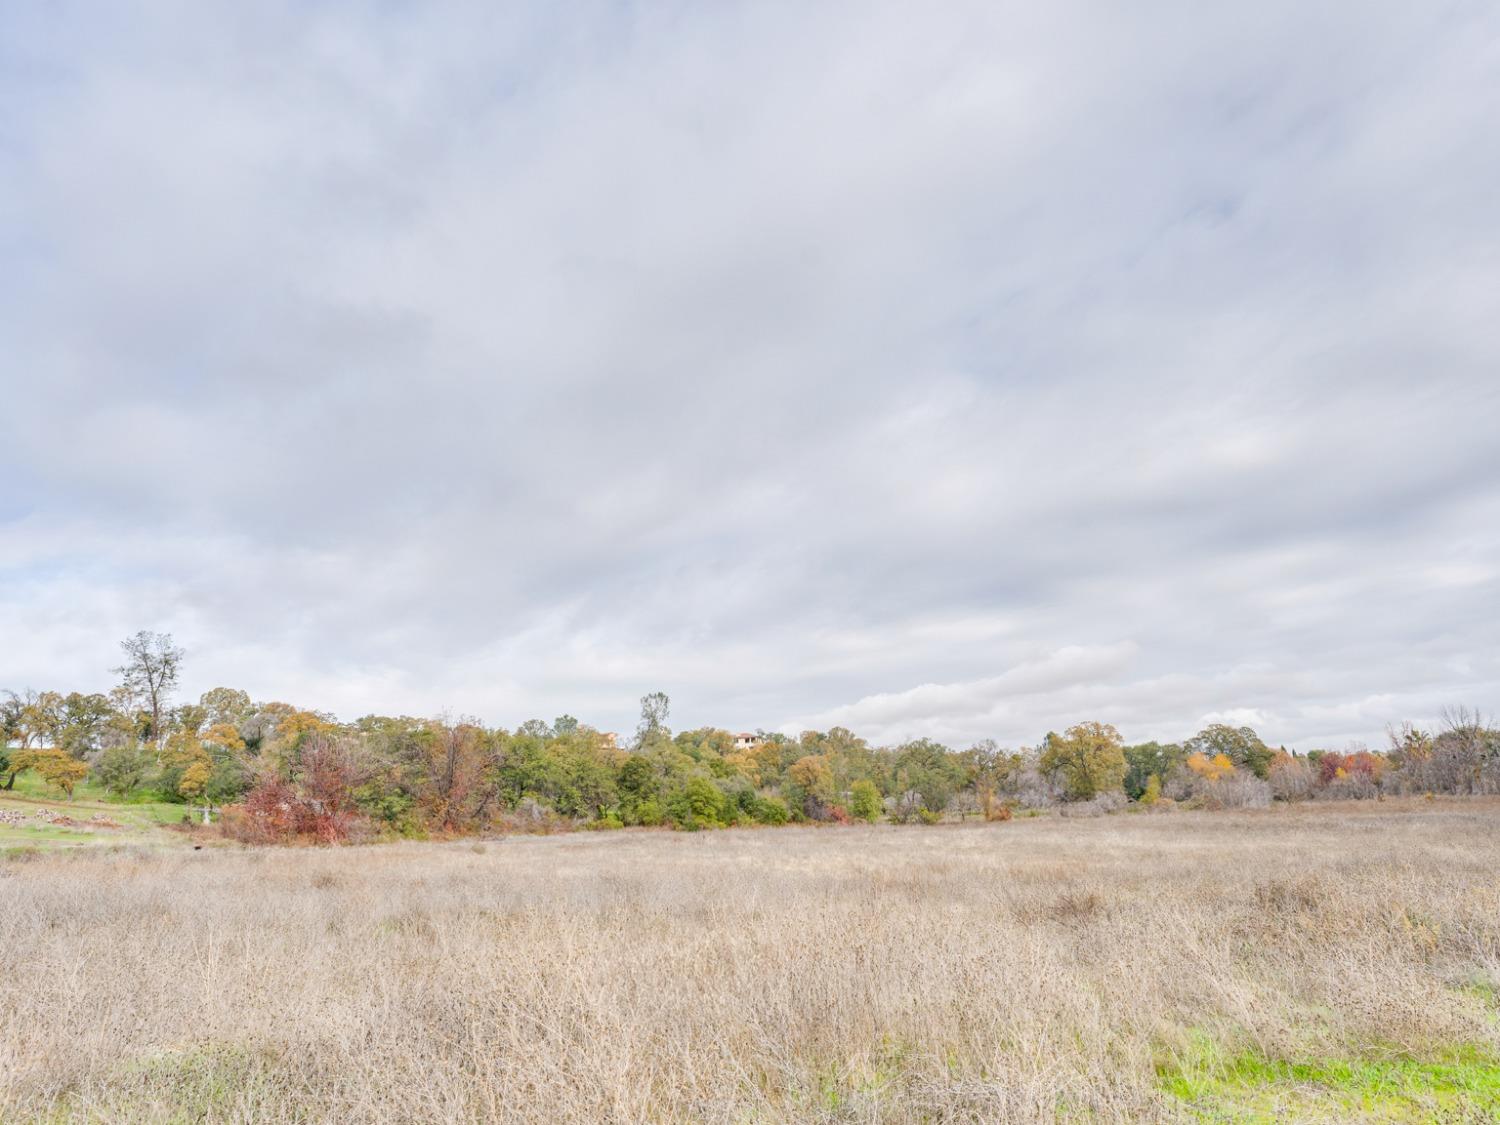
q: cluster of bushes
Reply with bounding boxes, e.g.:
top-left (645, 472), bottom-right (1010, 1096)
top-left (4, 635), bottom-right (1497, 845)
top-left (1124, 713), bottom-right (1500, 810)
top-left (1, 679), bottom-right (1016, 841)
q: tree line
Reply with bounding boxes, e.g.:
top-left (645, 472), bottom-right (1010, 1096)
top-left (3, 632), bottom-right (1497, 843)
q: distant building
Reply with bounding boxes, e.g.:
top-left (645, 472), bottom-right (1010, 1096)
top-left (733, 732), bottom-right (760, 751)
top-left (599, 732), bottom-right (619, 749)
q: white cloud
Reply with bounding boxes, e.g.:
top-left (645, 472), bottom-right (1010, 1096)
top-left (0, 0), bottom-right (1496, 747)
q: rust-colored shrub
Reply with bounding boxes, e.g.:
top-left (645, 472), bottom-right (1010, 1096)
top-left (1318, 750), bottom-right (1384, 786)
top-left (299, 738), bottom-right (370, 843)
top-left (222, 776), bottom-right (302, 845)
top-left (221, 736), bottom-right (372, 845)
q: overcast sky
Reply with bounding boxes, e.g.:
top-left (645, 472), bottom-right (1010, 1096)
top-left (2, 1), bottom-right (1497, 749)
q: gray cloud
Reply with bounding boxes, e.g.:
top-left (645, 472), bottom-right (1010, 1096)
top-left (2, 0), bottom-right (1497, 747)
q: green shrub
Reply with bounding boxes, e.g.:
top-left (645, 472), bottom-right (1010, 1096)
top-left (632, 799), bottom-right (665, 827)
top-left (917, 808), bottom-right (943, 826)
top-left (668, 776), bottom-right (729, 829)
top-left (93, 744), bottom-right (152, 797)
top-left (849, 779), bottom-right (882, 823)
top-left (753, 796), bottom-right (790, 825)
top-left (354, 782), bottom-right (418, 834)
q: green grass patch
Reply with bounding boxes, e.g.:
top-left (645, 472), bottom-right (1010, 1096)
top-left (0, 823), bottom-right (100, 843)
top-left (0, 780), bottom-right (197, 851)
top-left (1457, 977), bottom-right (1498, 1009)
top-left (8, 772), bottom-right (187, 816)
top-left (1158, 1036), bottom-right (1500, 1122)
top-left (57, 1042), bottom-right (288, 1121)
top-left (7, 771), bottom-right (108, 803)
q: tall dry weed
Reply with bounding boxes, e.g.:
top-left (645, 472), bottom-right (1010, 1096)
top-left (1, 800), bottom-right (1497, 1123)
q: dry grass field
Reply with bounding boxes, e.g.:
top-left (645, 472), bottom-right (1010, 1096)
top-left (2, 801), bottom-right (1498, 1123)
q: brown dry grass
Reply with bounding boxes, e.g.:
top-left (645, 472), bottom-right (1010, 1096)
top-left (2, 800), bottom-right (1498, 1123)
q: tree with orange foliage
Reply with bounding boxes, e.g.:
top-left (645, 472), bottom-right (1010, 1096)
top-left (419, 720), bottom-right (497, 832)
top-left (1317, 749), bottom-right (1384, 786)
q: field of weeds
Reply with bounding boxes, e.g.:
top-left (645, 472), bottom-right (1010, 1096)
top-left (2, 800), bottom-right (1498, 1123)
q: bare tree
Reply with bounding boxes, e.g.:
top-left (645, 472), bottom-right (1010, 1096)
top-left (113, 631), bottom-right (184, 747)
top-left (1435, 706), bottom-right (1496, 795)
top-left (635, 692), bottom-right (670, 748)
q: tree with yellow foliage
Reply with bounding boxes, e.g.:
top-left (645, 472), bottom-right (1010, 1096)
top-left (1185, 751), bottom-right (1235, 782)
top-left (202, 722), bottom-right (247, 757)
top-left (263, 709), bottom-right (338, 778)
top-left (160, 725), bottom-right (252, 822)
top-left (160, 730), bottom-right (213, 803)
top-left (723, 739), bottom-right (779, 786)
top-left (785, 753), bottom-right (835, 818)
top-left (1039, 722), bottom-right (1127, 801)
top-left (10, 748), bottom-right (89, 797)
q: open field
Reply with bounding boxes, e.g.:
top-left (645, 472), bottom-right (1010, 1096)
top-left (2, 801), bottom-right (1498, 1123)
